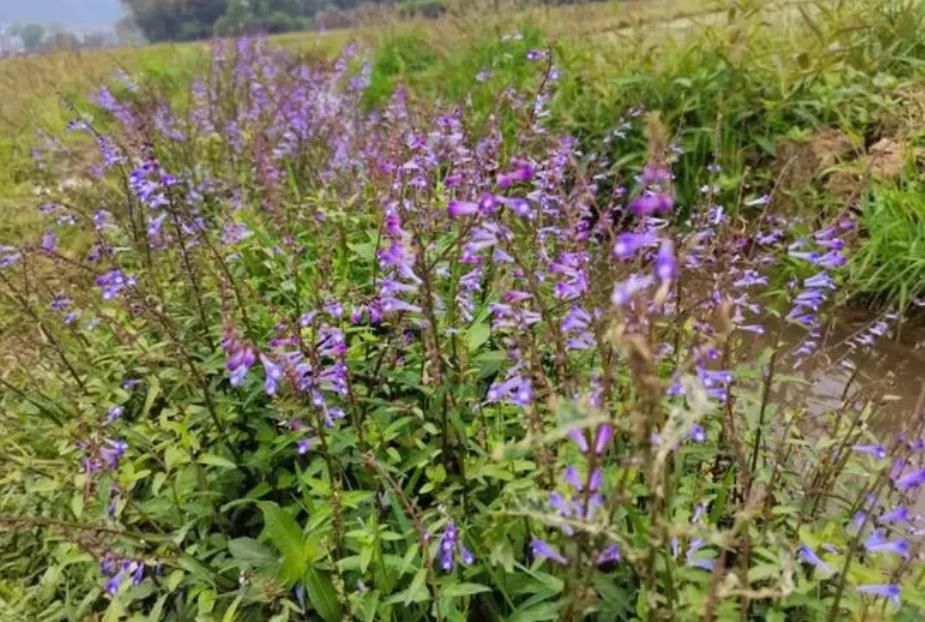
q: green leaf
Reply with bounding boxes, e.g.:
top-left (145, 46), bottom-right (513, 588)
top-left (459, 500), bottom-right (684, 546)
top-left (228, 537), bottom-right (276, 566)
top-left (222, 592), bottom-right (244, 622)
top-left (198, 453), bottom-right (237, 469)
top-left (466, 322), bottom-right (490, 352)
top-left (259, 502), bottom-right (307, 583)
top-left (508, 601), bottom-right (561, 622)
top-left (442, 582), bottom-right (491, 598)
top-left (304, 567), bottom-right (344, 622)
top-left (197, 589), bottom-right (217, 616)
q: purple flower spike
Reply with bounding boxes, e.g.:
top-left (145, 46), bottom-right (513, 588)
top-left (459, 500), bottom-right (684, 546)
top-left (856, 584), bottom-right (901, 605)
top-left (531, 539), bottom-right (567, 564)
top-left (435, 520), bottom-right (474, 572)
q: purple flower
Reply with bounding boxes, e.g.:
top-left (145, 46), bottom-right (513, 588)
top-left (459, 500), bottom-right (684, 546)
top-left (447, 200), bottom-right (479, 218)
top-left (526, 49), bottom-right (546, 61)
top-left (896, 467), bottom-right (925, 491)
top-left (852, 445), bottom-right (887, 460)
top-left (689, 424), bottom-right (706, 443)
top-left (594, 424), bottom-right (613, 455)
top-left (497, 160), bottom-right (534, 188)
top-left (655, 239), bottom-right (677, 283)
top-left (864, 529), bottom-right (909, 557)
top-left (685, 539), bottom-right (714, 570)
top-left (531, 539), bottom-right (567, 564)
top-left (487, 375), bottom-right (532, 406)
top-left (106, 406), bottom-right (124, 424)
top-left (41, 231), bottom-right (57, 252)
top-left (297, 437), bottom-right (317, 454)
top-left (594, 544), bottom-right (621, 565)
top-left (435, 521), bottom-right (474, 572)
top-left (95, 270), bottom-right (136, 300)
top-left (856, 584), bottom-right (901, 604)
top-left (797, 545), bottom-right (832, 575)
top-left (260, 354), bottom-right (283, 396)
top-left (804, 272), bottom-right (836, 290)
top-left (612, 274), bottom-right (653, 306)
top-left (880, 506), bottom-right (910, 524)
top-left (612, 232), bottom-right (656, 259)
top-left (475, 69), bottom-right (492, 82)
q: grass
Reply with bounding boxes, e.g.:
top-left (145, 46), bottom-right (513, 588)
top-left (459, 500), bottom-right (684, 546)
top-left (852, 185), bottom-right (925, 312)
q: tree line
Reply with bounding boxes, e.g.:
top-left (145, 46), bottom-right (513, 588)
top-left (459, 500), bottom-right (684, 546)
top-left (120, 0), bottom-right (604, 43)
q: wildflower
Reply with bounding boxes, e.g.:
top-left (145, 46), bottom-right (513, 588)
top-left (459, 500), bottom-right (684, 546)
top-left (804, 272), bottom-right (836, 290)
top-left (95, 270), bottom-right (136, 300)
top-left (896, 467), bottom-right (925, 491)
top-left (612, 274), bottom-right (653, 306)
top-left (436, 521), bottom-right (475, 572)
top-left (686, 539), bottom-right (714, 570)
top-left (852, 445), bottom-right (887, 460)
top-left (797, 545), bottom-right (833, 575)
top-left (447, 200), bottom-right (479, 218)
top-left (689, 424), bottom-right (706, 443)
top-left (106, 406), bottom-right (124, 424)
top-left (497, 160), bottom-right (534, 188)
top-left (864, 529), bottom-right (909, 557)
top-left (260, 354), bottom-right (283, 396)
top-left (880, 506), bottom-right (910, 524)
top-left (655, 239), bottom-right (677, 283)
top-left (745, 194), bottom-right (771, 206)
top-left (526, 49), bottom-right (546, 61)
top-left (856, 584), bottom-right (901, 605)
top-left (475, 69), bottom-right (492, 82)
top-left (41, 231), bottom-right (57, 252)
top-left (612, 232), bottom-right (656, 260)
top-left (531, 539), bottom-right (567, 564)
top-left (297, 437), bottom-right (318, 454)
top-left (594, 544), bottom-right (621, 565)
top-left (487, 374), bottom-right (532, 406)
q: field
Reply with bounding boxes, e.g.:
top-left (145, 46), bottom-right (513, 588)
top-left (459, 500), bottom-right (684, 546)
top-left (2, 1), bottom-right (925, 620)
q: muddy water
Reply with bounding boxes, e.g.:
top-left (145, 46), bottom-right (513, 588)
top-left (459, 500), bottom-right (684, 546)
top-left (770, 313), bottom-right (925, 429)
top-left (748, 312), bottom-right (925, 512)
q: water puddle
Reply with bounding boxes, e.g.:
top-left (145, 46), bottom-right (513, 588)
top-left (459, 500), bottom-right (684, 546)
top-left (747, 311), bottom-right (925, 512)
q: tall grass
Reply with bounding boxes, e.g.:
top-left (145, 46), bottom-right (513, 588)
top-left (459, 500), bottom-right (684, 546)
top-left (852, 185), bottom-right (925, 312)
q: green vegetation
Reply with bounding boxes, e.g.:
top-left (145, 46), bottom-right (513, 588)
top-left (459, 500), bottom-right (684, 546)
top-left (2, 2), bottom-right (925, 621)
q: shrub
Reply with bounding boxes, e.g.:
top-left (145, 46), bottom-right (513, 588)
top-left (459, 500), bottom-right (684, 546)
top-left (1, 35), bottom-right (923, 621)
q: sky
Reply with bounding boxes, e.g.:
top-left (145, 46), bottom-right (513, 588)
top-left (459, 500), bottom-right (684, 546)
top-left (0, 0), bottom-right (124, 29)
